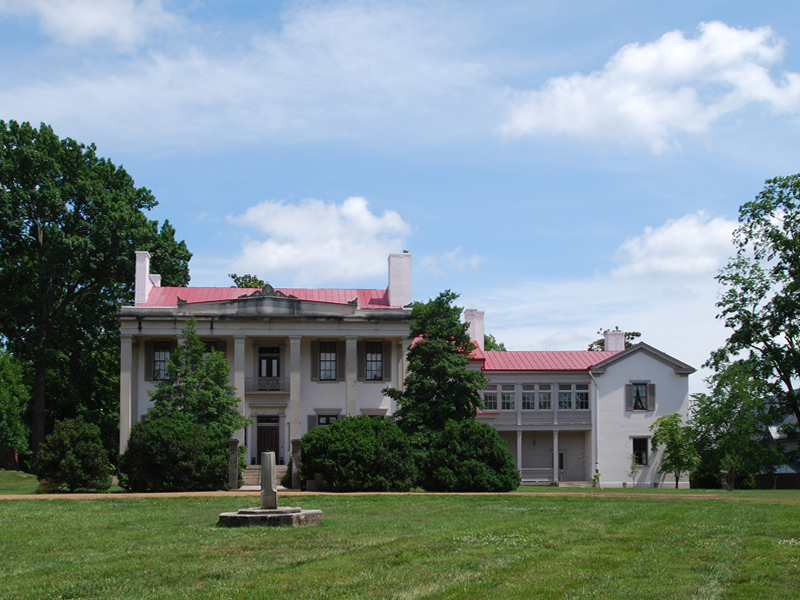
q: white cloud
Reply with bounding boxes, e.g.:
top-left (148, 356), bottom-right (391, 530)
top-left (502, 21), bottom-right (800, 151)
top-left (420, 247), bottom-right (484, 274)
top-left (612, 211), bottom-right (736, 278)
top-left (227, 197), bottom-right (411, 286)
top-left (0, 2), bottom-right (487, 147)
top-left (0, 0), bottom-right (178, 50)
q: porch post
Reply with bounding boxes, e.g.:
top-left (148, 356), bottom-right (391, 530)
top-left (516, 429), bottom-right (522, 471)
top-left (552, 429), bottom-right (559, 483)
top-left (289, 336), bottom-right (302, 441)
top-left (233, 335), bottom-right (246, 445)
top-left (119, 334), bottom-right (134, 455)
top-left (346, 335), bottom-right (358, 416)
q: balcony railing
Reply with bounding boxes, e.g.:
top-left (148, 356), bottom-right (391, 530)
top-left (244, 376), bottom-right (289, 393)
top-left (520, 468), bottom-right (555, 482)
top-left (481, 410), bottom-right (592, 426)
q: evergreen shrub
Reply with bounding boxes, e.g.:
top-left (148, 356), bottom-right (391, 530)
top-left (420, 419), bottom-right (520, 492)
top-left (119, 414), bottom-right (229, 492)
top-left (36, 416), bottom-right (111, 493)
top-left (300, 416), bottom-right (415, 492)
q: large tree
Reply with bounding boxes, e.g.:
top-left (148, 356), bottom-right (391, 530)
top-left (649, 413), bottom-right (698, 489)
top-left (384, 290), bottom-right (487, 447)
top-left (0, 121), bottom-right (191, 460)
top-left (711, 173), bottom-right (800, 428)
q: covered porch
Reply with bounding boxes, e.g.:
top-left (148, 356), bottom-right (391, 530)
top-left (499, 429), bottom-right (594, 485)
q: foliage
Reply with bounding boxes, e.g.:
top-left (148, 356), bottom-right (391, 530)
top-left (420, 419), bottom-right (519, 492)
top-left (710, 173), bottom-right (800, 433)
top-left (118, 414), bottom-right (230, 492)
top-left (483, 333), bottom-right (507, 351)
top-left (35, 416), bottom-right (110, 493)
top-left (0, 351), bottom-right (30, 456)
top-left (299, 416), bottom-right (415, 492)
top-left (627, 455), bottom-right (640, 486)
top-left (0, 120), bottom-right (191, 459)
top-left (650, 413), bottom-right (699, 489)
top-left (281, 455), bottom-right (293, 488)
top-left (587, 328), bottom-right (641, 351)
top-left (690, 361), bottom-right (784, 489)
top-left (229, 273), bottom-right (268, 288)
top-left (384, 291), bottom-right (487, 451)
top-left (146, 318), bottom-right (250, 439)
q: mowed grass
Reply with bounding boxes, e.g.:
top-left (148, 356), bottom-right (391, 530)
top-left (1, 494), bottom-right (799, 600)
top-left (0, 469), bottom-right (37, 494)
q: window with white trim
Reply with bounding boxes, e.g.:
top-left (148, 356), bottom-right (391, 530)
top-left (633, 438), bottom-right (648, 465)
top-left (632, 383), bottom-right (647, 411)
top-left (522, 385), bottom-right (536, 409)
top-left (538, 384), bottom-right (552, 410)
top-left (153, 341), bottom-right (171, 380)
top-left (319, 341), bottom-right (337, 381)
top-left (318, 415), bottom-right (338, 426)
top-left (365, 341), bottom-right (383, 381)
top-left (501, 385), bottom-right (515, 410)
top-left (483, 385), bottom-right (497, 410)
top-left (558, 384), bottom-right (572, 409)
top-left (575, 384), bottom-right (589, 410)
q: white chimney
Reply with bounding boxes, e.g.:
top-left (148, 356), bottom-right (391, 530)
top-left (464, 309), bottom-right (485, 350)
top-left (135, 251), bottom-right (158, 306)
top-left (604, 327), bottom-right (625, 352)
top-left (388, 252), bottom-right (412, 307)
top-left (150, 274), bottom-right (162, 288)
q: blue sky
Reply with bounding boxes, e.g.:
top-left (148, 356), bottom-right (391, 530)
top-left (3, 0), bottom-right (800, 391)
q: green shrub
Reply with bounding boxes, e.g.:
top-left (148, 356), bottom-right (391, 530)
top-left (36, 417), bottom-right (111, 493)
top-left (281, 456), bottom-right (293, 488)
top-left (119, 414), bottom-right (230, 492)
top-left (420, 419), bottom-right (520, 492)
top-left (300, 416), bottom-right (415, 492)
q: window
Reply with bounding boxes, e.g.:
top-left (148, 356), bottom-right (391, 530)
top-left (632, 383), bottom-right (647, 411)
top-left (202, 341), bottom-right (218, 360)
top-left (522, 385), bottom-right (536, 410)
top-left (318, 415), bottom-right (338, 426)
top-left (365, 342), bottom-right (383, 381)
top-left (633, 438), bottom-right (648, 465)
top-left (153, 341), bottom-right (171, 380)
top-left (319, 341), bottom-right (337, 381)
top-left (538, 384), bottom-right (552, 410)
top-left (575, 384), bottom-right (589, 410)
top-left (501, 385), bottom-right (515, 410)
top-left (258, 347), bottom-right (280, 377)
top-left (483, 385), bottom-right (498, 410)
top-left (558, 384), bottom-right (573, 410)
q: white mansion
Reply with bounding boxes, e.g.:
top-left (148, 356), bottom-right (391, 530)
top-left (119, 251), bottom-right (694, 487)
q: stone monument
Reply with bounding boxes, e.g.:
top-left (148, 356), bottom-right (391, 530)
top-left (218, 451), bottom-right (323, 527)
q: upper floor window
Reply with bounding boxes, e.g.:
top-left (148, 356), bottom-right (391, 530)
top-left (522, 385), bottom-right (535, 410)
top-left (202, 341), bottom-right (218, 360)
top-left (365, 342), bottom-right (383, 381)
top-left (626, 382), bottom-right (655, 411)
top-left (575, 384), bottom-right (589, 410)
top-left (259, 346), bottom-right (280, 378)
top-left (319, 341), bottom-right (337, 381)
top-left (501, 385), bottom-right (515, 410)
top-left (483, 385), bottom-right (498, 410)
top-left (153, 341), bottom-right (171, 380)
top-left (538, 384), bottom-right (552, 410)
top-left (558, 384), bottom-right (573, 410)
top-left (632, 384), bottom-right (647, 410)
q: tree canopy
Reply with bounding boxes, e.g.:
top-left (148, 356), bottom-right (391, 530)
top-left (229, 273), bottom-right (268, 288)
top-left (483, 333), bottom-right (507, 351)
top-left (384, 290), bottom-right (487, 447)
top-left (710, 174), bottom-right (800, 429)
top-left (0, 351), bottom-right (30, 457)
top-left (649, 413), bottom-right (698, 489)
top-left (0, 120), bottom-right (191, 460)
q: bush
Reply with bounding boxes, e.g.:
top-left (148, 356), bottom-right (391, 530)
top-left (420, 419), bottom-right (520, 492)
top-left (300, 416), bottom-right (415, 492)
top-left (36, 417), bottom-right (111, 493)
top-left (119, 414), bottom-right (230, 492)
top-left (280, 455), bottom-right (294, 489)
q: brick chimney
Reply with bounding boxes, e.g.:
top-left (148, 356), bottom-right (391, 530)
top-left (604, 327), bottom-right (625, 352)
top-left (388, 251), bottom-right (412, 308)
top-left (464, 309), bottom-right (485, 350)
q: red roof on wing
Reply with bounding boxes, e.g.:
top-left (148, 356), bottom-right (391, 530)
top-left (472, 348), bottom-right (621, 371)
top-left (142, 286), bottom-right (397, 309)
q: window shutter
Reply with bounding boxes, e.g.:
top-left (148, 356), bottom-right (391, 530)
top-left (307, 415), bottom-right (316, 433)
top-left (337, 340), bottom-right (345, 380)
top-left (217, 340), bottom-right (227, 357)
top-left (310, 341), bottom-right (319, 381)
top-left (382, 341), bottom-right (392, 381)
top-left (170, 339), bottom-right (178, 353)
top-left (625, 384), bottom-right (633, 411)
top-left (144, 341), bottom-right (154, 380)
top-left (357, 340), bottom-right (366, 381)
top-left (647, 383), bottom-right (656, 411)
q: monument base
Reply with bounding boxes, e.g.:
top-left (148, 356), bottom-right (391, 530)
top-left (218, 506), bottom-right (323, 527)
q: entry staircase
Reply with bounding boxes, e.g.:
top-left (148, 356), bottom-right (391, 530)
top-left (241, 464), bottom-right (288, 488)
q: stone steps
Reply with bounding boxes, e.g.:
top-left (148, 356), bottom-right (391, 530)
top-left (242, 464), bottom-right (288, 487)
top-left (557, 481), bottom-right (593, 488)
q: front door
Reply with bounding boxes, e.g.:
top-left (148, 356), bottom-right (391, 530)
top-left (257, 416), bottom-right (280, 464)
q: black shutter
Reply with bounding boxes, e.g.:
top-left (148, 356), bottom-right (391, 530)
top-left (310, 341), bottom-right (319, 381)
top-left (217, 340), bottom-right (227, 357)
top-left (647, 383), bottom-right (656, 411)
top-left (382, 341), bottom-right (392, 381)
top-left (625, 384), bottom-right (633, 411)
top-left (357, 340), bottom-right (366, 381)
top-left (337, 340), bottom-right (345, 381)
top-left (144, 341), bottom-right (154, 380)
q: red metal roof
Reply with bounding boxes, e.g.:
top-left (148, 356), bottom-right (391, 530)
top-left (141, 286), bottom-right (396, 309)
top-left (476, 350), bottom-right (621, 371)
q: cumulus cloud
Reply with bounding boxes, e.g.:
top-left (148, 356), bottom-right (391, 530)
top-left (612, 211), bottom-right (736, 278)
top-left (502, 21), bottom-right (800, 151)
top-left (0, 0), bottom-right (178, 50)
top-left (419, 247), bottom-right (484, 274)
top-left (227, 197), bottom-right (411, 286)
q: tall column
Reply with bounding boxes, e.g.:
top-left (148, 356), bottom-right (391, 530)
top-left (346, 336), bottom-right (358, 416)
top-left (516, 430), bottom-right (522, 471)
top-left (119, 334), bottom-right (134, 455)
top-left (552, 429), bottom-right (560, 483)
top-left (233, 335), bottom-right (246, 445)
top-left (289, 336), bottom-right (302, 441)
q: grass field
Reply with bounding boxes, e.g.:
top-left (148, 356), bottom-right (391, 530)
top-left (2, 490), bottom-right (799, 599)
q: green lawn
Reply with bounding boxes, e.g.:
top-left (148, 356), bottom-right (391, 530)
top-left (1, 493), bottom-right (799, 599)
top-left (0, 469), bottom-right (37, 494)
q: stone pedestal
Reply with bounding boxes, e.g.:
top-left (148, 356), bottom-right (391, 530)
top-left (218, 506), bottom-right (323, 527)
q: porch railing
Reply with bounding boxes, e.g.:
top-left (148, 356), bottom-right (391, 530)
top-left (244, 376), bottom-right (289, 393)
top-left (520, 468), bottom-right (553, 482)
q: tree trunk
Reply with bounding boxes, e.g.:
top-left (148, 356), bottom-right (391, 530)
top-left (31, 352), bottom-right (47, 465)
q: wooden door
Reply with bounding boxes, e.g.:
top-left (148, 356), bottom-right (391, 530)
top-left (257, 426), bottom-right (279, 463)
